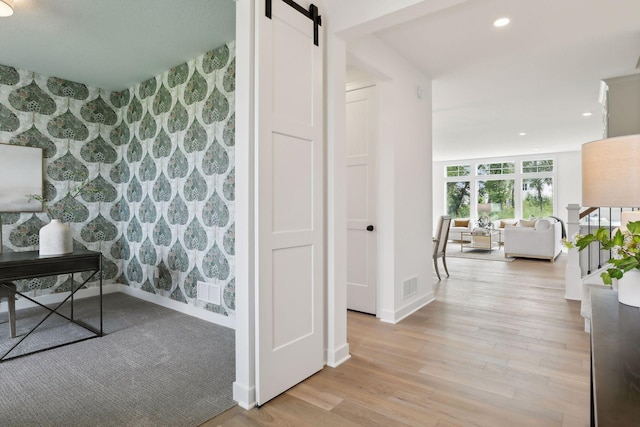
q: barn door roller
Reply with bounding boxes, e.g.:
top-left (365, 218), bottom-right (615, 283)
top-left (266, 0), bottom-right (322, 46)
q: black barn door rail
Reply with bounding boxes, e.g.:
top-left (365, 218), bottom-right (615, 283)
top-left (266, 0), bottom-right (322, 46)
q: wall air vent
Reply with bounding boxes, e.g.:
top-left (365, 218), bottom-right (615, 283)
top-left (402, 276), bottom-right (418, 300)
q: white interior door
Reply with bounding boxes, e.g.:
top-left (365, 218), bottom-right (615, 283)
top-left (346, 85), bottom-right (377, 315)
top-left (255, 0), bottom-right (324, 405)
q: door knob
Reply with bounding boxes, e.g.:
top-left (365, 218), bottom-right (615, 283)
top-left (366, 225), bottom-right (374, 231)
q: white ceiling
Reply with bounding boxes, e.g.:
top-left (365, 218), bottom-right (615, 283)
top-left (0, 0), bottom-right (235, 91)
top-left (1, 0), bottom-right (638, 162)
top-left (372, 0), bottom-right (640, 161)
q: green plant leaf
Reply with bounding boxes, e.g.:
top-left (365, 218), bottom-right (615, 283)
top-left (612, 229), bottom-right (625, 247)
top-left (576, 234), bottom-right (596, 251)
top-left (594, 227), bottom-right (609, 242)
top-left (615, 257), bottom-right (639, 271)
top-left (628, 221), bottom-right (640, 234)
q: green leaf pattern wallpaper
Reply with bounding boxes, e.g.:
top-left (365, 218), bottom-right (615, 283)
top-left (0, 42), bottom-right (236, 318)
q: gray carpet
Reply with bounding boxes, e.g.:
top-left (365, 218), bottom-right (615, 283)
top-left (0, 292), bottom-right (236, 427)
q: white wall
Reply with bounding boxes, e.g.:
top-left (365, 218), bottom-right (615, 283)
top-left (325, 32), bottom-right (350, 367)
top-left (604, 73), bottom-right (640, 138)
top-left (432, 150), bottom-right (582, 232)
top-left (234, 0), bottom-right (445, 409)
top-left (348, 35), bottom-right (433, 323)
top-left (233, 0), bottom-right (256, 410)
top-left (324, 0), bottom-right (470, 39)
top-left (556, 151), bottom-right (582, 219)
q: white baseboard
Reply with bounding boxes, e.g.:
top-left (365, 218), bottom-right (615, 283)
top-left (326, 343), bottom-right (351, 368)
top-left (0, 284), bottom-right (235, 330)
top-left (379, 292), bottom-right (434, 324)
top-left (233, 382), bottom-right (256, 410)
top-left (116, 285), bottom-right (235, 329)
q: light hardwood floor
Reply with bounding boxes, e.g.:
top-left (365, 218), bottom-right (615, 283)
top-left (203, 254), bottom-right (590, 427)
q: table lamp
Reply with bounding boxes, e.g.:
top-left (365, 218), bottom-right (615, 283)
top-left (583, 134), bottom-right (640, 228)
top-left (477, 203), bottom-right (492, 228)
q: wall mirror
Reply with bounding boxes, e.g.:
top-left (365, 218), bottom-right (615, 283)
top-left (0, 144), bottom-right (43, 212)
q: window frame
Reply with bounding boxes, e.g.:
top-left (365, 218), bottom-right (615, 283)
top-left (442, 156), bottom-right (557, 221)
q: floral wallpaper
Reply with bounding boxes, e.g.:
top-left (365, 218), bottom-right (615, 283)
top-left (0, 42), bottom-right (236, 318)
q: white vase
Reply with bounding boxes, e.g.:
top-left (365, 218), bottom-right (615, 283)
top-left (39, 219), bottom-right (73, 256)
top-left (616, 269), bottom-right (640, 307)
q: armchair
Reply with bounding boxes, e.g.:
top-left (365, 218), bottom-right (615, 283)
top-left (448, 218), bottom-right (474, 242)
top-left (503, 217), bottom-right (562, 262)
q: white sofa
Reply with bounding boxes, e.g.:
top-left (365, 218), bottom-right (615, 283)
top-left (503, 217), bottom-right (562, 262)
top-left (492, 218), bottom-right (518, 244)
top-left (448, 219), bottom-right (475, 242)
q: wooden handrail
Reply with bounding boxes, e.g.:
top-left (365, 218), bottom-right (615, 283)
top-left (579, 207), bottom-right (598, 219)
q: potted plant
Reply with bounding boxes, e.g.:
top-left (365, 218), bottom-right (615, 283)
top-left (564, 221), bottom-right (640, 306)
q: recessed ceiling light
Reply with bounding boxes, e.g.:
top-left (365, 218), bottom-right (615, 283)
top-left (519, 132), bottom-right (526, 136)
top-left (582, 112), bottom-right (593, 117)
top-left (493, 17), bottom-right (510, 27)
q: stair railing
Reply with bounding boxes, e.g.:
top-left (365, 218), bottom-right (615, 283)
top-left (566, 204), bottom-right (636, 300)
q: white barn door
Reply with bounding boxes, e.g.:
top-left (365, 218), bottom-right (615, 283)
top-left (255, 0), bottom-right (324, 405)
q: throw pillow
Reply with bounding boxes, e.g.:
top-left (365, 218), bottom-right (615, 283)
top-left (499, 220), bottom-right (517, 228)
top-left (518, 218), bottom-right (537, 227)
top-left (454, 219), bottom-right (469, 227)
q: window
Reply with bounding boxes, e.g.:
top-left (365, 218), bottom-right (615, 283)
top-left (478, 179), bottom-right (515, 220)
top-left (442, 157), bottom-right (555, 223)
top-left (446, 164), bottom-right (471, 177)
top-left (477, 162), bottom-right (515, 176)
top-left (522, 178), bottom-right (553, 218)
top-left (446, 181), bottom-right (470, 218)
top-left (522, 159), bottom-right (553, 173)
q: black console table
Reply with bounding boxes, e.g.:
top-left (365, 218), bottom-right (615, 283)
top-left (0, 249), bottom-right (102, 361)
top-left (590, 288), bottom-right (640, 426)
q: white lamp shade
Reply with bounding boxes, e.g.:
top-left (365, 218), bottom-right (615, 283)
top-left (582, 134), bottom-right (640, 207)
top-left (621, 211), bottom-right (640, 231)
top-left (0, 0), bottom-right (14, 17)
top-left (477, 203), bottom-right (492, 213)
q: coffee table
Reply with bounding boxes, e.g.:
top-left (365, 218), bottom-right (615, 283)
top-left (460, 230), bottom-right (500, 252)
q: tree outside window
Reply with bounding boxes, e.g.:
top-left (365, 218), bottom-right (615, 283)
top-left (477, 162), bottom-right (515, 176)
top-left (478, 179), bottom-right (515, 220)
top-left (446, 165), bottom-right (470, 177)
top-left (522, 159), bottom-right (553, 173)
top-left (446, 181), bottom-right (470, 218)
top-left (443, 158), bottom-right (554, 222)
top-left (523, 178), bottom-right (553, 218)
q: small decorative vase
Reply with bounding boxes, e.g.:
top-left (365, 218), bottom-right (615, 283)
top-left (39, 219), bottom-right (73, 256)
top-left (616, 269), bottom-right (640, 307)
